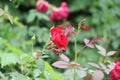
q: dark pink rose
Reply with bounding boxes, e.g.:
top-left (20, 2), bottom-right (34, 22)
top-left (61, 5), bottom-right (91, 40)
top-left (110, 62), bottom-right (120, 80)
top-left (50, 2), bottom-right (70, 21)
top-left (36, 0), bottom-right (49, 13)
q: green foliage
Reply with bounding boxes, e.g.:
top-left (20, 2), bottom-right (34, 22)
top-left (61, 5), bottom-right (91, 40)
top-left (4, 43), bottom-right (24, 55)
top-left (0, 53), bottom-right (20, 67)
top-left (28, 27), bottom-right (50, 43)
top-left (69, 0), bottom-right (91, 12)
top-left (37, 59), bottom-right (45, 72)
top-left (10, 72), bottom-right (29, 80)
top-left (27, 10), bottom-right (49, 23)
top-left (45, 62), bottom-right (63, 80)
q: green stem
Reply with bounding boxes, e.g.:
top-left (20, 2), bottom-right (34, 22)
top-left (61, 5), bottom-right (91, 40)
top-left (73, 21), bottom-right (83, 80)
top-left (32, 43), bottom-right (34, 54)
top-left (73, 67), bottom-right (76, 80)
top-left (77, 22), bottom-right (82, 35)
top-left (74, 38), bottom-right (77, 62)
top-left (41, 36), bottom-right (50, 54)
top-left (31, 35), bottom-right (35, 53)
top-left (76, 45), bottom-right (86, 54)
top-left (25, 67), bottom-right (32, 76)
top-left (73, 36), bottom-right (78, 80)
top-left (73, 19), bottom-right (85, 80)
top-left (102, 56), bottom-right (107, 63)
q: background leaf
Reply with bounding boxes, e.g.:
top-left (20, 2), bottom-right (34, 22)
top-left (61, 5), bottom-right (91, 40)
top-left (88, 62), bottom-right (100, 68)
top-left (6, 13), bottom-right (13, 24)
top-left (4, 43), bottom-right (24, 55)
top-left (45, 62), bottom-right (63, 80)
top-left (0, 8), bottom-right (4, 16)
top-left (92, 70), bottom-right (104, 80)
top-left (37, 59), bottom-right (45, 72)
top-left (107, 51), bottom-right (116, 56)
top-left (10, 72), bottom-right (29, 80)
top-left (0, 53), bottom-right (20, 67)
top-left (77, 69), bottom-right (87, 78)
top-left (52, 61), bottom-right (69, 69)
top-left (59, 54), bottom-right (70, 62)
top-left (95, 45), bottom-right (106, 56)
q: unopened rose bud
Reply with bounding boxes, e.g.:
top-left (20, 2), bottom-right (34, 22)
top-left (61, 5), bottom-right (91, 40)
top-left (31, 35), bottom-right (36, 41)
top-left (32, 52), bottom-right (41, 60)
top-left (53, 48), bottom-right (63, 55)
top-left (80, 25), bottom-right (91, 32)
top-left (81, 18), bottom-right (86, 23)
top-left (47, 45), bottom-right (53, 50)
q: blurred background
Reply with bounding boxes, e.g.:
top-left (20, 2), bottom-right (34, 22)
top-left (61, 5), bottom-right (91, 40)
top-left (0, 0), bottom-right (120, 75)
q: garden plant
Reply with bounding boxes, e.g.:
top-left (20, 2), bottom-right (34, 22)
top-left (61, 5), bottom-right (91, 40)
top-left (0, 0), bottom-right (120, 80)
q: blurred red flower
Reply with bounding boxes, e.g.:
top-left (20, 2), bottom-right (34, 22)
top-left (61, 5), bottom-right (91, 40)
top-left (50, 2), bottom-right (70, 21)
top-left (36, 0), bottom-right (49, 13)
top-left (110, 62), bottom-right (120, 80)
top-left (50, 27), bottom-right (69, 51)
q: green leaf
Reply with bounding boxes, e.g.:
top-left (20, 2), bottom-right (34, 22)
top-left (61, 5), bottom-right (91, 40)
top-left (44, 71), bottom-right (56, 80)
top-left (39, 73), bottom-right (46, 79)
top-left (0, 37), bottom-right (7, 48)
top-left (27, 11), bottom-right (36, 23)
top-left (27, 10), bottom-right (49, 23)
top-left (37, 59), bottom-right (45, 72)
top-left (92, 70), bottom-right (104, 80)
top-left (6, 13), bottom-right (13, 24)
top-left (34, 78), bottom-right (46, 80)
top-left (33, 69), bottom-right (41, 78)
top-left (63, 69), bottom-right (87, 79)
top-left (69, 0), bottom-right (90, 12)
top-left (29, 27), bottom-right (49, 43)
top-left (28, 26), bottom-right (40, 36)
top-left (112, 40), bottom-right (119, 49)
top-left (45, 62), bottom-right (54, 74)
top-left (77, 69), bottom-right (87, 78)
top-left (0, 71), bottom-right (8, 80)
top-left (4, 43), bottom-right (24, 55)
top-left (20, 54), bottom-right (31, 64)
top-left (36, 13), bottom-right (49, 21)
top-left (45, 62), bottom-right (63, 80)
top-left (0, 53), bottom-right (20, 67)
top-left (37, 28), bottom-right (49, 43)
top-left (10, 72), bottom-right (29, 80)
top-left (0, 8), bottom-right (4, 16)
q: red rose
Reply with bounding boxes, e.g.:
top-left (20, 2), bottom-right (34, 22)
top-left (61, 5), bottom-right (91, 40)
top-left (50, 27), bottom-right (69, 51)
top-left (36, 0), bottom-right (49, 13)
top-left (110, 62), bottom-right (120, 80)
